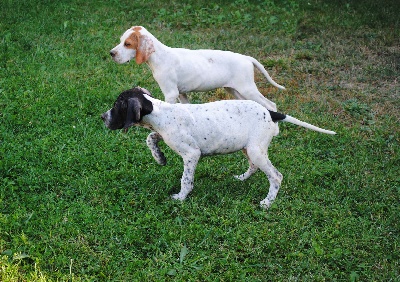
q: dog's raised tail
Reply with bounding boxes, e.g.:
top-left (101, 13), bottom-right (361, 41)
top-left (250, 57), bottom-right (286, 90)
top-left (270, 111), bottom-right (336, 135)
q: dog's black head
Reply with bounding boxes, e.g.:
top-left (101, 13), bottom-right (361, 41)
top-left (101, 87), bottom-right (153, 130)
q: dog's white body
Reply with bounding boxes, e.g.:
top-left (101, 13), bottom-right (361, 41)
top-left (110, 26), bottom-right (285, 111)
top-left (101, 88), bottom-right (335, 209)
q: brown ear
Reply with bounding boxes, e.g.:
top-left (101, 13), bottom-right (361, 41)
top-left (135, 34), bottom-right (155, 64)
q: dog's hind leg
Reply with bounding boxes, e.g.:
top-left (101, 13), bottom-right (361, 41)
top-left (230, 84), bottom-right (277, 112)
top-left (224, 87), bottom-right (245, 100)
top-left (226, 86), bottom-right (279, 135)
top-left (246, 147), bottom-right (283, 209)
top-left (178, 93), bottom-right (190, 104)
top-left (146, 132), bottom-right (167, 166)
top-left (234, 149), bottom-right (258, 181)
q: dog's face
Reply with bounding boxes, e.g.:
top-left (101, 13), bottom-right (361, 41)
top-left (101, 87), bottom-right (153, 130)
top-left (110, 26), bottom-right (155, 64)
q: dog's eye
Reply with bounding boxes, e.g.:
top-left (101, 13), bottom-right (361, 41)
top-left (124, 42), bottom-right (131, 47)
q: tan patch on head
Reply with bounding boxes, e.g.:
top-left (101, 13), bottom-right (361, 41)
top-left (124, 31), bottom-right (140, 50)
top-left (124, 27), bottom-right (154, 64)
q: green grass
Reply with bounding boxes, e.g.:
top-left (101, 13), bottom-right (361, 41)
top-left (1, 0), bottom-right (399, 281)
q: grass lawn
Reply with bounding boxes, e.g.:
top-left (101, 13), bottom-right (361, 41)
top-left (1, 0), bottom-right (399, 280)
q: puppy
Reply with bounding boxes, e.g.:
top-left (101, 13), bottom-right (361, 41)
top-left (101, 87), bottom-right (336, 209)
top-left (110, 26), bottom-right (285, 111)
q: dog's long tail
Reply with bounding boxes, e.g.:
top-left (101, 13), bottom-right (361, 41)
top-left (250, 57), bottom-right (286, 90)
top-left (270, 111), bottom-right (336, 135)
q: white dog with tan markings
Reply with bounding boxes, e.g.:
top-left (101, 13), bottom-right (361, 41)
top-left (110, 26), bottom-right (285, 111)
top-left (101, 87), bottom-right (336, 209)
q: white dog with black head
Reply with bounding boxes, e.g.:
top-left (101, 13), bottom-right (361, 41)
top-left (101, 87), bottom-right (335, 209)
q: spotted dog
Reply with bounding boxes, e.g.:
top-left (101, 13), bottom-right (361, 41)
top-left (101, 87), bottom-right (336, 209)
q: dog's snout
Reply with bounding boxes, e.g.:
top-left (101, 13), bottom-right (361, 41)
top-left (101, 113), bottom-right (106, 121)
top-left (110, 50), bottom-right (116, 57)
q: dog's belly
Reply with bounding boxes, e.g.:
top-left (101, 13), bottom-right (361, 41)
top-left (175, 51), bottom-right (240, 92)
top-left (177, 68), bottom-right (232, 93)
top-left (195, 130), bottom-right (248, 156)
top-left (189, 114), bottom-right (252, 155)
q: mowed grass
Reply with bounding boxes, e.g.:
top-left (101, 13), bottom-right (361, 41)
top-left (1, 0), bottom-right (399, 280)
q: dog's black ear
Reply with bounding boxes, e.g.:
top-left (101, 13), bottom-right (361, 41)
top-left (124, 98), bottom-right (142, 129)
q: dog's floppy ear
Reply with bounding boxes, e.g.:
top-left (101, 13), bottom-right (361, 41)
top-left (135, 34), bottom-right (155, 64)
top-left (124, 98), bottom-right (142, 129)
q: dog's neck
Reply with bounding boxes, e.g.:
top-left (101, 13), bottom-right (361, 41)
top-left (144, 33), bottom-right (172, 70)
top-left (142, 96), bottom-right (166, 117)
top-left (139, 96), bottom-right (175, 131)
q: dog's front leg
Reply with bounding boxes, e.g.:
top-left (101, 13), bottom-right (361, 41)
top-left (146, 132), bottom-right (166, 165)
top-left (158, 82), bottom-right (180, 104)
top-left (171, 151), bottom-right (201, 201)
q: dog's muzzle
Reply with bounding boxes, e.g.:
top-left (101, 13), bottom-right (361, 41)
top-left (101, 111), bottom-right (111, 128)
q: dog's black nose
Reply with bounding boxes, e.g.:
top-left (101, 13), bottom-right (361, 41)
top-left (110, 50), bottom-right (115, 57)
top-left (101, 113), bottom-right (106, 121)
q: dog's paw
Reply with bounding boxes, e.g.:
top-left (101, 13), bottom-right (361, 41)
top-left (150, 149), bottom-right (167, 165)
top-left (259, 199), bottom-right (271, 210)
top-left (234, 174), bottom-right (245, 181)
top-left (155, 152), bottom-right (167, 166)
top-left (171, 194), bottom-right (186, 201)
